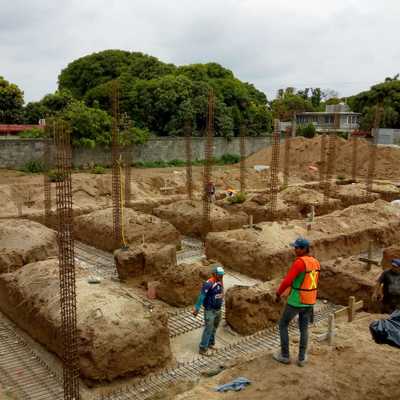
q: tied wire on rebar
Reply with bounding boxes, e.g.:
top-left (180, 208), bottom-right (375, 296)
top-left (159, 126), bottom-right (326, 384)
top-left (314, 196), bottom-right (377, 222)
top-left (202, 89), bottom-right (215, 244)
top-left (54, 120), bottom-right (80, 400)
top-left (365, 106), bottom-right (383, 201)
top-left (283, 127), bottom-right (291, 187)
top-left (184, 120), bottom-right (193, 200)
top-left (43, 121), bottom-right (54, 226)
top-left (351, 133), bottom-right (358, 182)
top-left (269, 119), bottom-right (281, 217)
top-left (239, 124), bottom-right (247, 194)
top-left (111, 81), bottom-right (123, 249)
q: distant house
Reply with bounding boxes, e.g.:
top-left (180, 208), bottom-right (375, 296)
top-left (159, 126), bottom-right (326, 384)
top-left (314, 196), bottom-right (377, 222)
top-left (296, 103), bottom-right (360, 135)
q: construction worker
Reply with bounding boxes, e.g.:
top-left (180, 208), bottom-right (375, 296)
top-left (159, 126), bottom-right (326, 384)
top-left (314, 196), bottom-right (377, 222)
top-left (206, 181), bottom-right (216, 203)
top-left (273, 237), bottom-right (320, 367)
top-left (373, 259), bottom-right (400, 314)
top-left (192, 265), bottom-right (225, 356)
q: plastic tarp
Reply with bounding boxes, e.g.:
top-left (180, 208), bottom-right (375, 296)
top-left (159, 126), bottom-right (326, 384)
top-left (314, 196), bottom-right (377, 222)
top-left (369, 310), bottom-right (400, 348)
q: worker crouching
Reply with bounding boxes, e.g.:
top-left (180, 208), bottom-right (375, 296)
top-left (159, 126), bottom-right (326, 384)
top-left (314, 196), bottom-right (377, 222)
top-left (192, 265), bottom-right (224, 356)
top-left (273, 237), bottom-right (320, 367)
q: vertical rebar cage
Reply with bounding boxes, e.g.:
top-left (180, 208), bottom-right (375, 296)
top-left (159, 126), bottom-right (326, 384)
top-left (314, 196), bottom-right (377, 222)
top-left (54, 120), bottom-right (80, 400)
top-left (43, 121), bottom-right (53, 226)
top-left (323, 132), bottom-right (337, 204)
top-left (351, 134), bottom-right (358, 182)
top-left (202, 89), bottom-right (215, 244)
top-left (184, 120), bottom-right (193, 200)
top-left (269, 119), bottom-right (281, 217)
top-left (239, 124), bottom-right (246, 194)
top-left (283, 127), bottom-right (291, 187)
top-left (111, 81), bottom-right (123, 249)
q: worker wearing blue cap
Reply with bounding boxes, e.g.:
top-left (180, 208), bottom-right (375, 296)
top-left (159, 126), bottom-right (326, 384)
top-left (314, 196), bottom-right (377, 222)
top-left (273, 237), bottom-right (321, 367)
top-left (373, 258), bottom-right (400, 314)
top-left (192, 265), bottom-right (225, 356)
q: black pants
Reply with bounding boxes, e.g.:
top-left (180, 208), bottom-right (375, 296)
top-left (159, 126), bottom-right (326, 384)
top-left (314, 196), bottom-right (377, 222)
top-left (278, 304), bottom-right (313, 361)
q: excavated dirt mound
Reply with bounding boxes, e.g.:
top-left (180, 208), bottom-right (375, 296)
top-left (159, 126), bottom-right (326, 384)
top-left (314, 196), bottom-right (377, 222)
top-left (206, 200), bottom-right (400, 280)
top-left (153, 200), bottom-right (248, 236)
top-left (0, 219), bottom-right (57, 274)
top-left (75, 208), bottom-right (180, 252)
top-left (156, 262), bottom-right (209, 307)
top-left (0, 258), bottom-right (172, 381)
top-left (114, 244), bottom-right (177, 281)
top-left (318, 256), bottom-right (381, 312)
top-left (225, 281), bottom-right (280, 335)
top-left (381, 245), bottom-right (400, 269)
top-left (246, 136), bottom-right (400, 180)
top-left (329, 183), bottom-right (380, 207)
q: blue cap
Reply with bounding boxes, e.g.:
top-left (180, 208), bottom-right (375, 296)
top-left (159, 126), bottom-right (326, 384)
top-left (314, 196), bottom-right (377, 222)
top-left (290, 237), bottom-right (310, 249)
top-left (391, 259), bottom-right (400, 268)
top-left (212, 265), bottom-right (225, 275)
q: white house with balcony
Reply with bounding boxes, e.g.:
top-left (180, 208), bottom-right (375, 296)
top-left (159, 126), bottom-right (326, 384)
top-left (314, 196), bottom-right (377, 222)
top-left (296, 103), bottom-right (360, 134)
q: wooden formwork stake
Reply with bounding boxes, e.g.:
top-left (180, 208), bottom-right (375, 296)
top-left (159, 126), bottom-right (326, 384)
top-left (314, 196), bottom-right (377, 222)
top-left (328, 313), bottom-right (335, 346)
top-left (348, 296), bottom-right (356, 322)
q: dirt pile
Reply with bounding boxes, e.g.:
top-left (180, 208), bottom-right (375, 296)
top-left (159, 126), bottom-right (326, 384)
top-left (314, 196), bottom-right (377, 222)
top-left (153, 200), bottom-right (248, 236)
top-left (0, 219), bottom-right (57, 273)
top-left (175, 314), bottom-right (400, 400)
top-left (156, 262), bottom-right (209, 307)
top-left (114, 244), bottom-right (177, 281)
top-left (246, 136), bottom-right (400, 180)
top-left (75, 207), bottom-right (180, 252)
top-left (318, 256), bottom-right (381, 312)
top-left (381, 245), bottom-right (400, 269)
top-left (330, 183), bottom-right (380, 207)
top-left (206, 200), bottom-right (400, 280)
top-left (225, 281), bottom-right (281, 335)
top-left (0, 258), bottom-right (172, 381)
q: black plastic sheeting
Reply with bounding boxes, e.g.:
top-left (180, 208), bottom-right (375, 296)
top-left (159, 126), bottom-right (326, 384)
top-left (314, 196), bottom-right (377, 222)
top-left (370, 310), bottom-right (400, 348)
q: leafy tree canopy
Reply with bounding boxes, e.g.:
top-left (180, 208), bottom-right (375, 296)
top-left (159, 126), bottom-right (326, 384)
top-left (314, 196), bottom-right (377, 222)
top-left (0, 76), bottom-right (24, 123)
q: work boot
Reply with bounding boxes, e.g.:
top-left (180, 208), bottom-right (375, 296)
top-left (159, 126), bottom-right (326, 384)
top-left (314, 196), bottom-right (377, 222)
top-left (208, 344), bottom-right (218, 350)
top-left (272, 352), bottom-right (291, 364)
top-left (297, 354), bottom-right (308, 367)
top-left (199, 348), bottom-right (211, 357)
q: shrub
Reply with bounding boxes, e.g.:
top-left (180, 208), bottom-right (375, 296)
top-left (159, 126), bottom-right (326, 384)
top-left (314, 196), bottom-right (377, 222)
top-left (218, 153), bottom-right (240, 165)
top-left (297, 123), bottom-right (316, 138)
top-left (227, 192), bottom-right (247, 204)
top-left (20, 160), bottom-right (44, 173)
top-left (48, 169), bottom-right (65, 182)
top-left (19, 127), bottom-right (45, 139)
top-left (91, 165), bottom-right (106, 174)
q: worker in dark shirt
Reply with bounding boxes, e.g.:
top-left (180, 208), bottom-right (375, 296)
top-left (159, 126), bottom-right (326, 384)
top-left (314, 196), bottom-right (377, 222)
top-left (373, 259), bottom-right (400, 314)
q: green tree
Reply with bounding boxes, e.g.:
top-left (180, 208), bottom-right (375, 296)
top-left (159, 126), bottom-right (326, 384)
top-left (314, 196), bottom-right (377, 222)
top-left (271, 89), bottom-right (313, 121)
top-left (0, 76), bottom-right (24, 123)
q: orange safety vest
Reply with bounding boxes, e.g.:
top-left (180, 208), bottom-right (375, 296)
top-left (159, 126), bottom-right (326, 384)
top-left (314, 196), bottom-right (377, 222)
top-left (294, 256), bottom-right (321, 305)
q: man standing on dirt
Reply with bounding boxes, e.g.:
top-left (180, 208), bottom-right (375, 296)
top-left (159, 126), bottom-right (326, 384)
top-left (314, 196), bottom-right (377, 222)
top-left (373, 259), bottom-right (400, 314)
top-left (273, 238), bottom-right (320, 367)
top-left (192, 265), bottom-right (225, 356)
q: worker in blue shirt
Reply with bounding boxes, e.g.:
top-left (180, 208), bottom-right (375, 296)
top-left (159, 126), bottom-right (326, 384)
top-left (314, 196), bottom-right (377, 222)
top-left (192, 265), bottom-right (225, 355)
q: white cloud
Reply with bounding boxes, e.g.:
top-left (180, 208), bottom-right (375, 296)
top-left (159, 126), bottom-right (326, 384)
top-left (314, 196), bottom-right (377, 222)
top-left (1, 0), bottom-right (399, 102)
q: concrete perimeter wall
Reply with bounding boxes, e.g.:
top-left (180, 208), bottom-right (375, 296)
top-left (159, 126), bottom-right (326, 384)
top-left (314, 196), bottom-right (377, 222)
top-left (0, 137), bottom-right (270, 169)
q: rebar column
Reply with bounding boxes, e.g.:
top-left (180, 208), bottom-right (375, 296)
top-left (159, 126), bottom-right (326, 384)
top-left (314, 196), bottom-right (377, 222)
top-left (43, 122), bottom-right (53, 226)
top-left (283, 127), bottom-right (291, 187)
top-left (184, 120), bottom-right (193, 200)
top-left (111, 81), bottom-right (123, 249)
top-left (124, 147), bottom-right (132, 208)
top-left (323, 132), bottom-right (337, 204)
top-left (239, 124), bottom-right (246, 194)
top-left (202, 89), bottom-right (215, 244)
top-left (54, 120), bottom-right (80, 400)
top-left (351, 133), bottom-right (358, 182)
top-left (319, 133), bottom-right (327, 190)
top-left (269, 119), bottom-right (281, 217)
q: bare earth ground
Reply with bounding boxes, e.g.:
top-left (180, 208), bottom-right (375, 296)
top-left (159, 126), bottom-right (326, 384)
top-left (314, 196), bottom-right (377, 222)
top-left (172, 314), bottom-right (400, 400)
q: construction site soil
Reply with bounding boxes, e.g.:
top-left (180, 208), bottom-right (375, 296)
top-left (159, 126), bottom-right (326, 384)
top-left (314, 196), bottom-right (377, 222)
top-left (0, 258), bottom-right (172, 382)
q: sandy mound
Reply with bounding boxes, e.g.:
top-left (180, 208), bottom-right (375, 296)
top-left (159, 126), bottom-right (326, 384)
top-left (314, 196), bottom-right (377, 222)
top-left (246, 136), bottom-right (400, 180)
top-left (0, 258), bottom-right (172, 381)
top-left (153, 200), bottom-right (248, 236)
top-left (0, 219), bottom-right (57, 273)
top-left (318, 256), bottom-right (381, 312)
top-left (225, 281), bottom-right (280, 335)
top-left (74, 207), bottom-right (181, 252)
top-left (331, 183), bottom-right (380, 207)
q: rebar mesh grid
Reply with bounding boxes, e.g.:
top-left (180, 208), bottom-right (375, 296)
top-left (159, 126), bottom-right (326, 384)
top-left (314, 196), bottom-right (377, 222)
top-left (43, 121), bottom-right (54, 225)
top-left (323, 132), bottom-right (337, 204)
top-left (319, 133), bottom-right (327, 190)
top-left (239, 124), bottom-right (246, 194)
top-left (54, 120), bottom-right (80, 400)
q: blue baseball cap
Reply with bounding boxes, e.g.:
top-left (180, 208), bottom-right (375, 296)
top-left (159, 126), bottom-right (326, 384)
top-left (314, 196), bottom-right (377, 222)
top-left (290, 237), bottom-right (310, 249)
top-left (391, 259), bottom-right (400, 268)
top-left (212, 265), bottom-right (225, 275)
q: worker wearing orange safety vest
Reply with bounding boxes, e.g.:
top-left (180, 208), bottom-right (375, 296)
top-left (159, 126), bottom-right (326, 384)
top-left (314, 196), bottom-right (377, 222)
top-left (273, 237), bottom-right (320, 367)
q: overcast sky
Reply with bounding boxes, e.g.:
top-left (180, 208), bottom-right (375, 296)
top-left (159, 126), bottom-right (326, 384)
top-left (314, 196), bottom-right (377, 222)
top-left (1, 0), bottom-right (399, 103)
